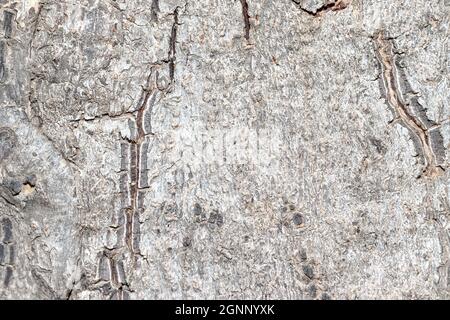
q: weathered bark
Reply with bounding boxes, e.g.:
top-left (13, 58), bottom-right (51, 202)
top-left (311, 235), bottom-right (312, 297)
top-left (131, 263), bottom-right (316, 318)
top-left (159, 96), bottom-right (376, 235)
top-left (0, 0), bottom-right (449, 299)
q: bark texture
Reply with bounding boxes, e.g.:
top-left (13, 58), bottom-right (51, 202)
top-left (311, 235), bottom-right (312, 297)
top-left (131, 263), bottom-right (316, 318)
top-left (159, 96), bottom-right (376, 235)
top-left (0, 0), bottom-right (449, 299)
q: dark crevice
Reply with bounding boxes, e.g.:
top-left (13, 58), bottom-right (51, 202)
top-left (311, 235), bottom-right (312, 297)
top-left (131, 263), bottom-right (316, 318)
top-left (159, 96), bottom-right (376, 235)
top-left (239, 0), bottom-right (251, 41)
top-left (3, 11), bottom-right (14, 38)
top-left (293, 0), bottom-right (350, 16)
top-left (151, 0), bottom-right (160, 21)
top-left (68, 111), bottom-right (135, 123)
top-left (65, 286), bottom-right (74, 300)
top-left (125, 69), bottom-right (159, 253)
top-left (0, 41), bottom-right (5, 82)
top-left (168, 8), bottom-right (179, 82)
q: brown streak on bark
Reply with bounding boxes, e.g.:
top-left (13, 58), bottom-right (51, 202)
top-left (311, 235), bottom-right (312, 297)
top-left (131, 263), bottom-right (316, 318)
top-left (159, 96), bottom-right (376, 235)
top-left (373, 31), bottom-right (445, 178)
top-left (239, 0), bottom-right (251, 41)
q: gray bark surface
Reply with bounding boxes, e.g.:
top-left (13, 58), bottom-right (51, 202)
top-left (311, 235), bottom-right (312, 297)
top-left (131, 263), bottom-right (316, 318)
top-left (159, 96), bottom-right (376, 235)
top-left (0, 0), bottom-right (449, 299)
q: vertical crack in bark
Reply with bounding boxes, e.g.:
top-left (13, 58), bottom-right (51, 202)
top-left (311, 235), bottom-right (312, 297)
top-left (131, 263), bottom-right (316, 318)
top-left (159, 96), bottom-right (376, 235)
top-left (3, 11), bottom-right (14, 39)
top-left (0, 218), bottom-right (15, 288)
top-left (98, 70), bottom-right (158, 300)
top-left (96, 250), bottom-right (130, 299)
top-left (239, 0), bottom-right (251, 41)
top-left (0, 40), bottom-right (5, 82)
top-left (108, 66), bottom-right (164, 299)
top-left (95, 5), bottom-right (187, 300)
top-left (126, 68), bottom-right (158, 255)
top-left (168, 8), bottom-right (179, 82)
top-left (373, 31), bottom-right (446, 178)
top-left (151, 0), bottom-right (160, 21)
top-left (29, 2), bottom-right (44, 56)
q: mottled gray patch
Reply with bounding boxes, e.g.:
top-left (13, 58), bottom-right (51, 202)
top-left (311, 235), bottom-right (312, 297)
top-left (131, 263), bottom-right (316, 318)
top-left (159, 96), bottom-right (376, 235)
top-left (4, 265), bottom-right (12, 287)
top-left (293, 213), bottom-right (304, 226)
top-left (0, 243), bottom-right (4, 264)
top-left (302, 265), bottom-right (314, 279)
top-left (3, 11), bottom-right (14, 38)
top-left (0, 127), bottom-right (17, 161)
top-left (0, 41), bottom-right (5, 82)
top-left (2, 218), bottom-right (12, 243)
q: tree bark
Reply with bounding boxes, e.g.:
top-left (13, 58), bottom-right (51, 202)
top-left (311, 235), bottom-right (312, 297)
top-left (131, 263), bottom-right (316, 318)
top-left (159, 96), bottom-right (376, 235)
top-left (0, 0), bottom-right (449, 299)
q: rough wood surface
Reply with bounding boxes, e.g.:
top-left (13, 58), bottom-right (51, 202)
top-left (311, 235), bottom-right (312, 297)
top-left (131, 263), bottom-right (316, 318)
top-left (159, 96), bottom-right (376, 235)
top-left (0, 0), bottom-right (449, 299)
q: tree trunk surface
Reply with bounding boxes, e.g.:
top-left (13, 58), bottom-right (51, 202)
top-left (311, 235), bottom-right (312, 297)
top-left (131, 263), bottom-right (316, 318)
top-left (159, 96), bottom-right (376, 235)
top-left (0, 0), bottom-right (449, 299)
